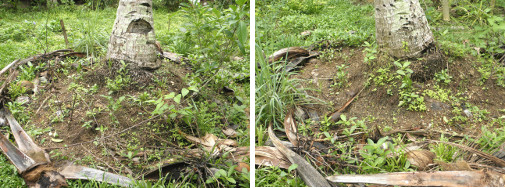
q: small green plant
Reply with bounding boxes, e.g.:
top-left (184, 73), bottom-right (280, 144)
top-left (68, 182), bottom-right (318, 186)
top-left (434, 69), bottom-right (452, 85)
top-left (363, 41), bottom-right (377, 64)
top-left (319, 48), bottom-right (336, 62)
top-left (81, 120), bottom-right (93, 129)
top-left (359, 137), bottom-right (411, 173)
top-left (18, 61), bottom-right (45, 81)
top-left (256, 165), bottom-right (305, 187)
top-left (106, 61), bottom-right (131, 93)
top-left (477, 126), bottom-right (505, 153)
top-left (331, 64), bottom-right (348, 88)
top-left (430, 135), bottom-right (459, 163)
top-left (424, 85), bottom-right (451, 102)
top-left (206, 166), bottom-right (238, 186)
top-left (256, 45), bottom-right (305, 130)
top-left (6, 101), bottom-right (30, 125)
top-left (394, 61), bottom-right (426, 111)
top-left (8, 82), bottom-right (28, 99)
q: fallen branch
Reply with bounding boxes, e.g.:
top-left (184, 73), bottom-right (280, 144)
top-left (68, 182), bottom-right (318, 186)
top-left (60, 164), bottom-right (132, 187)
top-left (327, 86), bottom-right (365, 122)
top-left (326, 170), bottom-right (505, 187)
top-left (0, 59), bottom-right (19, 76)
top-left (268, 123), bottom-right (330, 187)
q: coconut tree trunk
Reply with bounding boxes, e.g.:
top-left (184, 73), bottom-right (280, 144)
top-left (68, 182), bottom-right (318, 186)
top-left (107, 0), bottom-right (161, 69)
top-left (374, 0), bottom-right (434, 58)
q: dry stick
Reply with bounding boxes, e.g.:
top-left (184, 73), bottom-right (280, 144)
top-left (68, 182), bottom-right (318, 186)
top-left (430, 140), bottom-right (505, 167)
top-left (385, 129), bottom-right (474, 139)
top-left (35, 95), bottom-right (52, 115)
top-left (59, 20), bottom-right (69, 48)
top-left (327, 86), bottom-right (366, 117)
top-left (0, 59), bottom-right (20, 76)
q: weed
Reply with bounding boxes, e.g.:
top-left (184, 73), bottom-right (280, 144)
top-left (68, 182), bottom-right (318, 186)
top-left (8, 82), bottom-right (28, 100)
top-left (255, 45), bottom-right (305, 131)
top-left (363, 41), bottom-right (377, 64)
top-left (331, 64), bottom-right (348, 89)
top-left (6, 101), bottom-right (30, 125)
top-left (477, 126), bottom-right (505, 153)
top-left (359, 137), bottom-right (411, 173)
top-left (430, 135), bottom-right (459, 163)
top-left (434, 69), bottom-right (452, 85)
top-left (256, 165), bottom-right (305, 187)
top-left (424, 85), bottom-right (451, 103)
top-left (395, 61), bottom-right (426, 111)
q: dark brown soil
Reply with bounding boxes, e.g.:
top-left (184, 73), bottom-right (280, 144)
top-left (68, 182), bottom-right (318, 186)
top-left (292, 46), bottom-right (505, 139)
top-left (18, 58), bottom-right (198, 177)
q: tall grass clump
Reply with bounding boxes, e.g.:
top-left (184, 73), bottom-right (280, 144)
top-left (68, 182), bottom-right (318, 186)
top-left (255, 45), bottom-right (304, 145)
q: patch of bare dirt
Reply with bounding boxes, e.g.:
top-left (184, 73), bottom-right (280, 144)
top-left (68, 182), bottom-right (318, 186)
top-left (18, 58), bottom-right (204, 177)
top-left (292, 46), bottom-right (505, 139)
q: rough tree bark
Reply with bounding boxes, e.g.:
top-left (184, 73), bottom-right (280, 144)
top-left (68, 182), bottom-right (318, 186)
top-left (374, 0), bottom-right (434, 58)
top-left (107, 0), bottom-right (161, 70)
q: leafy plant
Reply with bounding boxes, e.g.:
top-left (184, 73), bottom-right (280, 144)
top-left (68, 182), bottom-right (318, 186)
top-left (434, 69), bottom-right (452, 85)
top-left (331, 64), bottom-right (348, 89)
top-left (359, 137), bottom-right (411, 173)
top-left (394, 61), bottom-right (426, 111)
top-left (256, 165), bottom-right (305, 187)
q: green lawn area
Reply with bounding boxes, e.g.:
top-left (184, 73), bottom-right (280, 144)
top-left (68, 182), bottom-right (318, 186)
top-left (0, 6), bottom-right (186, 68)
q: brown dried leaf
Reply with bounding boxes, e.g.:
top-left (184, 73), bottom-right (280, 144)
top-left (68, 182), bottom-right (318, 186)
top-left (437, 160), bottom-right (473, 171)
top-left (284, 110), bottom-right (298, 147)
top-left (268, 124), bottom-right (330, 187)
top-left (222, 127), bottom-right (238, 137)
top-left (182, 132), bottom-right (238, 155)
top-left (406, 149), bottom-right (435, 170)
top-left (235, 162), bottom-right (250, 172)
top-left (255, 146), bottom-right (291, 169)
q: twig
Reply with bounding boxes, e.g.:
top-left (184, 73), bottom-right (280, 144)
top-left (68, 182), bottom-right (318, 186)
top-left (35, 95), bottom-right (52, 115)
top-left (0, 60), bottom-right (20, 76)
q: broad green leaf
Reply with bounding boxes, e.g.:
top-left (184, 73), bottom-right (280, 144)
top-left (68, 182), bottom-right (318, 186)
top-left (288, 164), bottom-right (298, 172)
top-left (181, 88), bottom-right (189, 97)
top-left (174, 94), bottom-right (182, 104)
top-left (164, 92), bottom-right (175, 99)
top-left (227, 177), bottom-right (236, 184)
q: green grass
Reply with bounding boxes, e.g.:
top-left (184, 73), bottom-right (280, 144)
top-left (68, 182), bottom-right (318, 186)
top-left (0, 5), bottom-right (187, 67)
top-left (256, 0), bottom-right (375, 53)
